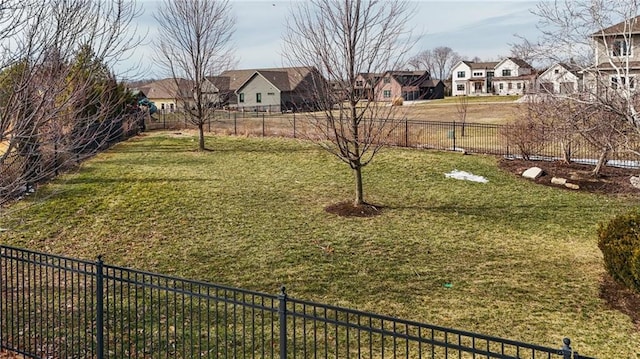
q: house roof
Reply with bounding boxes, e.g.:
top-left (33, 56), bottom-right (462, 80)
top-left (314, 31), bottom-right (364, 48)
top-left (593, 15), bottom-right (640, 36)
top-left (593, 60), bottom-right (640, 70)
top-left (469, 61), bottom-right (499, 70)
top-left (142, 78), bottom-right (194, 99)
top-left (495, 57), bottom-right (533, 70)
top-left (388, 70), bottom-right (430, 86)
top-left (220, 67), bottom-right (318, 92)
top-left (507, 57), bottom-right (533, 69)
top-left (206, 76), bottom-right (231, 92)
top-left (539, 62), bottom-right (581, 78)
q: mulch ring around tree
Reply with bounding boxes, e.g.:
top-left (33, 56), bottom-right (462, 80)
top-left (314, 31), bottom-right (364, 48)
top-left (497, 158), bottom-right (640, 196)
top-left (325, 201), bottom-right (383, 217)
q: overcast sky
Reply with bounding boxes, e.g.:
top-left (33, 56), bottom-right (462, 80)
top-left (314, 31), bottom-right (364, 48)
top-left (127, 0), bottom-right (544, 79)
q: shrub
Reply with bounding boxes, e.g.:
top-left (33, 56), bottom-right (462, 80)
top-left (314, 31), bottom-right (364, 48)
top-left (597, 211), bottom-right (640, 293)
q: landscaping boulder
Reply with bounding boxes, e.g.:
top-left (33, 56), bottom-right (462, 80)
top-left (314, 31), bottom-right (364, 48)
top-left (551, 177), bottom-right (567, 185)
top-left (631, 176), bottom-right (640, 189)
top-left (522, 167), bottom-right (543, 180)
top-left (565, 183), bottom-right (580, 190)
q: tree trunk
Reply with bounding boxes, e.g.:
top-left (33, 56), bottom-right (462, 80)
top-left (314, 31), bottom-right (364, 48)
top-left (198, 123), bottom-right (205, 151)
top-left (354, 165), bottom-right (364, 205)
top-left (592, 149), bottom-right (608, 177)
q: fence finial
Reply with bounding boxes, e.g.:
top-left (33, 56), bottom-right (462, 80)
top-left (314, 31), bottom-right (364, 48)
top-left (561, 337), bottom-right (572, 359)
top-left (97, 255), bottom-right (103, 263)
top-left (280, 286), bottom-right (286, 297)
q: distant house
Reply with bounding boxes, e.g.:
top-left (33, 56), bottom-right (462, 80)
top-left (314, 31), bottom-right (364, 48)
top-left (450, 61), bottom-right (499, 96)
top-left (537, 63), bottom-right (582, 94)
top-left (354, 73), bottom-right (383, 100)
top-left (491, 58), bottom-right (536, 95)
top-left (219, 67), bottom-right (326, 112)
top-left (451, 58), bottom-right (535, 96)
top-left (584, 15), bottom-right (640, 94)
top-left (373, 70), bottom-right (444, 102)
top-left (138, 78), bottom-right (195, 113)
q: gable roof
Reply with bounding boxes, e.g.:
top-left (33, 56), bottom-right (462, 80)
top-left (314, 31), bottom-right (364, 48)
top-left (220, 67), bottom-right (318, 92)
top-left (383, 70), bottom-right (430, 86)
top-left (495, 57), bottom-right (533, 70)
top-left (469, 61), bottom-right (500, 70)
top-left (594, 15), bottom-right (640, 36)
top-left (142, 78), bottom-right (193, 99)
top-left (235, 70), bottom-right (292, 93)
top-left (206, 76), bottom-right (231, 92)
top-left (539, 62), bottom-right (580, 78)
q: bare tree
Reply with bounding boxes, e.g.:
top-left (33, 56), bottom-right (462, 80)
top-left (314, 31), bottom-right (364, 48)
top-left (0, 0), bottom-right (144, 205)
top-left (154, 0), bottom-right (235, 151)
top-left (408, 49), bottom-right (435, 74)
top-left (409, 46), bottom-right (461, 80)
top-left (283, 0), bottom-right (414, 207)
top-left (455, 94), bottom-right (469, 137)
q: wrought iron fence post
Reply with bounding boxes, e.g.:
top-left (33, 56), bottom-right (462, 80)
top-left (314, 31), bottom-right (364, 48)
top-left (452, 120), bottom-right (457, 150)
top-left (560, 337), bottom-right (572, 359)
top-left (293, 113), bottom-right (296, 139)
top-left (405, 118), bottom-right (409, 147)
top-left (262, 113), bottom-right (266, 137)
top-left (96, 256), bottom-right (105, 359)
top-left (234, 113), bottom-right (237, 135)
top-left (278, 286), bottom-right (287, 359)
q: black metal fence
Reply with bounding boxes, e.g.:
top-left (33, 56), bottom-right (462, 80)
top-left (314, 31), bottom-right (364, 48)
top-left (1, 245), bottom-right (596, 358)
top-left (145, 112), bottom-right (640, 169)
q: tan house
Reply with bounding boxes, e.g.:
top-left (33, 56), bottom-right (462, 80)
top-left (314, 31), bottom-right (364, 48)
top-left (585, 15), bottom-right (640, 93)
top-left (221, 67), bottom-right (326, 112)
top-left (138, 78), bottom-right (188, 113)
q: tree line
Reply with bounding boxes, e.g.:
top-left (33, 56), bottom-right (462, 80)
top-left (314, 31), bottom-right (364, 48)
top-left (0, 0), bottom-right (143, 205)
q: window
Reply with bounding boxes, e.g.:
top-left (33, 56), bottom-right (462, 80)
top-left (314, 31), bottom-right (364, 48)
top-left (457, 71), bottom-right (466, 78)
top-left (611, 76), bottom-right (635, 89)
top-left (256, 93), bottom-right (262, 103)
top-left (517, 83), bottom-right (522, 90)
top-left (499, 83), bottom-right (504, 90)
top-left (383, 90), bottom-right (391, 98)
top-left (239, 93), bottom-right (245, 103)
top-left (267, 92), bottom-right (275, 96)
top-left (612, 39), bottom-right (631, 57)
top-left (383, 77), bottom-right (391, 83)
top-left (554, 69), bottom-right (560, 74)
top-left (487, 71), bottom-right (494, 78)
top-left (502, 69), bottom-right (512, 76)
top-left (456, 84), bottom-right (465, 91)
top-left (169, 103), bottom-right (174, 112)
top-left (508, 83), bottom-right (513, 90)
top-left (356, 80), bottom-right (364, 86)
top-left (473, 71), bottom-right (483, 77)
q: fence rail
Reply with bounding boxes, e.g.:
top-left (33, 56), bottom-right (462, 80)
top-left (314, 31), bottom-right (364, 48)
top-left (1, 245), bottom-right (596, 358)
top-left (144, 111), bottom-right (640, 169)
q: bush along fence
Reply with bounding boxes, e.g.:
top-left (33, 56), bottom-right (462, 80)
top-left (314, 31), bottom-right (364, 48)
top-left (0, 245), bottom-right (596, 359)
top-left (145, 111), bottom-right (640, 169)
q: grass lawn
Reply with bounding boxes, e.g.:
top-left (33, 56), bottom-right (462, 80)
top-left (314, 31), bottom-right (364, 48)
top-left (1, 132), bottom-right (639, 357)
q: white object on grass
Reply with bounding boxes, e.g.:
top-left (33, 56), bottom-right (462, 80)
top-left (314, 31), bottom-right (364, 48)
top-left (444, 170), bottom-right (488, 183)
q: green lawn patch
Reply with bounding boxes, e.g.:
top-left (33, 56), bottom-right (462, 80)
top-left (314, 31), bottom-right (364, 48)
top-left (1, 132), bottom-right (639, 357)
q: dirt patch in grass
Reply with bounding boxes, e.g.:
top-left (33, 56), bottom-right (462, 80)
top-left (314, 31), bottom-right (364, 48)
top-left (498, 158), bottom-right (640, 330)
top-left (497, 158), bottom-right (640, 196)
top-left (325, 201), bottom-right (383, 217)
